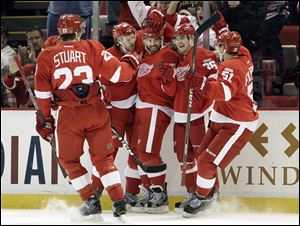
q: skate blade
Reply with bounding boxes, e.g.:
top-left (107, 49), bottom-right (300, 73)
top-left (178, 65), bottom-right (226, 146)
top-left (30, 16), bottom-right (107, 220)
top-left (145, 206), bottom-right (169, 214)
top-left (115, 215), bottom-right (126, 223)
top-left (182, 202), bottom-right (218, 218)
top-left (69, 208), bottom-right (103, 222)
top-left (130, 206), bottom-right (146, 213)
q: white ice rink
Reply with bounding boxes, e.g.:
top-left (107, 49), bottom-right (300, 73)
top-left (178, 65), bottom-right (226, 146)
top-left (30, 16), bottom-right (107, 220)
top-left (1, 206), bottom-right (299, 225)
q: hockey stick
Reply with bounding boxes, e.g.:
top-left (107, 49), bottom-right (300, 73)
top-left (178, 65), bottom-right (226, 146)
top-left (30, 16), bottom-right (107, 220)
top-left (111, 126), bottom-right (167, 173)
top-left (13, 56), bottom-right (69, 181)
top-left (181, 12), bottom-right (221, 186)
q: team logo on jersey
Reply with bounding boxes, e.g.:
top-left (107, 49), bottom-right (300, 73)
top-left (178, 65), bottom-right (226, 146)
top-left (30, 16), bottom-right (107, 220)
top-left (175, 65), bottom-right (190, 81)
top-left (137, 63), bottom-right (154, 78)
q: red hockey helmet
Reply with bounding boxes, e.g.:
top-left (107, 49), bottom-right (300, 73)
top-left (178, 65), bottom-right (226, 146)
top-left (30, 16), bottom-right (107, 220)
top-left (217, 31), bottom-right (242, 53)
top-left (142, 27), bottom-right (164, 39)
top-left (173, 23), bottom-right (195, 38)
top-left (57, 14), bottom-right (81, 35)
top-left (112, 22), bottom-right (136, 41)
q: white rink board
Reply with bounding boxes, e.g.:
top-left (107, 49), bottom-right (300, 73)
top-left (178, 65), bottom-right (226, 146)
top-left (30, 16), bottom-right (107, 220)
top-left (1, 109), bottom-right (299, 198)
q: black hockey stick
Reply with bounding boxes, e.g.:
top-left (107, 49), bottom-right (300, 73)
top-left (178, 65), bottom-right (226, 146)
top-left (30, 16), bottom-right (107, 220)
top-left (13, 56), bottom-right (69, 181)
top-left (111, 126), bottom-right (167, 173)
top-left (181, 12), bottom-right (221, 186)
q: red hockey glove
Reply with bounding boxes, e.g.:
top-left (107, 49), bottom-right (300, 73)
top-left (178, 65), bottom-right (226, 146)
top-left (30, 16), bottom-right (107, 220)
top-left (211, 11), bottom-right (229, 37)
top-left (159, 64), bottom-right (175, 85)
top-left (36, 114), bottom-right (55, 142)
top-left (120, 51), bottom-right (141, 69)
top-left (147, 9), bottom-right (166, 31)
top-left (184, 71), bottom-right (207, 90)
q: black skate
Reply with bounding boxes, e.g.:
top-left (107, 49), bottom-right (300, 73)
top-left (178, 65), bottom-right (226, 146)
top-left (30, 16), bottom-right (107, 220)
top-left (130, 185), bottom-right (151, 213)
top-left (174, 192), bottom-right (195, 213)
top-left (145, 185), bottom-right (169, 214)
top-left (79, 190), bottom-right (102, 216)
top-left (112, 199), bottom-right (127, 217)
top-left (124, 191), bottom-right (138, 211)
top-left (182, 189), bottom-right (219, 218)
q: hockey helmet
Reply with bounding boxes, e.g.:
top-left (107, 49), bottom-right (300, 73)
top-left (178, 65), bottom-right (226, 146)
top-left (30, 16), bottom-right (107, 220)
top-left (217, 31), bottom-right (242, 54)
top-left (112, 22), bottom-right (136, 41)
top-left (173, 23), bottom-right (195, 38)
top-left (57, 14), bottom-right (81, 35)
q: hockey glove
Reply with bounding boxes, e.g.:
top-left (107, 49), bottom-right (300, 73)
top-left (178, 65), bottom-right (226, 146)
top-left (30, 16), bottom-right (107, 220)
top-left (120, 51), bottom-right (141, 69)
top-left (159, 64), bottom-right (175, 85)
top-left (36, 114), bottom-right (55, 142)
top-left (146, 9), bottom-right (165, 31)
top-left (185, 71), bottom-right (207, 90)
top-left (211, 11), bottom-right (229, 37)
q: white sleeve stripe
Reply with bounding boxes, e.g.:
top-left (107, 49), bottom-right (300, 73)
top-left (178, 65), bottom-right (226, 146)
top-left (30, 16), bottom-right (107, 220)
top-left (109, 66), bottom-right (121, 83)
top-left (221, 82), bottom-right (232, 101)
top-left (34, 90), bottom-right (52, 99)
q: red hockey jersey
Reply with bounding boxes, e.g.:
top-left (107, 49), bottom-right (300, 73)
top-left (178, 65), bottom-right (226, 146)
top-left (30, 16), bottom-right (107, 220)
top-left (173, 47), bottom-right (218, 123)
top-left (136, 46), bottom-right (179, 109)
top-left (200, 48), bottom-right (259, 131)
top-left (35, 39), bottom-right (136, 118)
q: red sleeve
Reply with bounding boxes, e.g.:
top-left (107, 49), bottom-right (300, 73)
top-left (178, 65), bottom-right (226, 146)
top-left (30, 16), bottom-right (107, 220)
top-left (92, 41), bottom-right (137, 83)
top-left (201, 64), bottom-right (239, 101)
top-left (165, 13), bottom-right (178, 27)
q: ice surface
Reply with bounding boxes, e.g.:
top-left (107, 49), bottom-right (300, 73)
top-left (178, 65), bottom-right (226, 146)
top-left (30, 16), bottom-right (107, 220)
top-left (1, 209), bottom-right (298, 225)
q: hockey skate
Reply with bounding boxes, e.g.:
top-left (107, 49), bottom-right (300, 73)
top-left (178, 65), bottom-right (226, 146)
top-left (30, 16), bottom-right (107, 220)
top-left (182, 188), bottom-right (220, 218)
top-left (130, 185), bottom-right (150, 213)
top-left (78, 189), bottom-right (102, 216)
top-left (70, 189), bottom-right (102, 222)
top-left (124, 191), bottom-right (138, 211)
top-left (174, 192), bottom-right (195, 214)
top-left (145, 185), bottom-right (169, 214)
top-left (112, 199), bottom-right (127, 217)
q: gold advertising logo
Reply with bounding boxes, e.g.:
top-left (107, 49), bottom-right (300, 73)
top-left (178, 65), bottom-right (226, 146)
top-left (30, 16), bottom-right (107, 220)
top-left (249, 123), bottom-right (299, 157)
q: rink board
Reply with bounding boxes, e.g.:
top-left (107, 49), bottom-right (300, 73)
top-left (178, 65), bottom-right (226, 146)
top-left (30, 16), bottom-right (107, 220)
top-left (1, 109), bottom-right (299, 212)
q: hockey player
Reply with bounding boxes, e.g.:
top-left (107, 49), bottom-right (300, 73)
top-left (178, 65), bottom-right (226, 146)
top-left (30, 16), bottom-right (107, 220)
top-left (183, 31), bottom-right (259, 217)
top-left (134, 26), bottom-right (179, 213)
top-left (34, 14), bottom-right (139, 218)
top-left (90, 22), bottom-right (144, 211)
top-left (160, 23), bottom-right (218, 213)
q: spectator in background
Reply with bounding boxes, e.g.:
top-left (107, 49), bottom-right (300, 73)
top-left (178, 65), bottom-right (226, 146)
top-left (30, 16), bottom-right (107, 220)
top-left (3, 61), bottom-right (35, 108)
top-left (127, 1), bottom-right (172, 28)
top-left (287, 0), bottom-right (299, 25)
top-left (47, 1), bottom-right (92, 39)
top-left (18, 26), bottom-right (45, 65)
top-left (1, 25), bottom-right (17, 108)
top-left (263, 1), bottom-right (289, 75)
top-left (218, 1), bottom-right (267, 76)
top-left (177, 1), bottom-right (199, 16)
